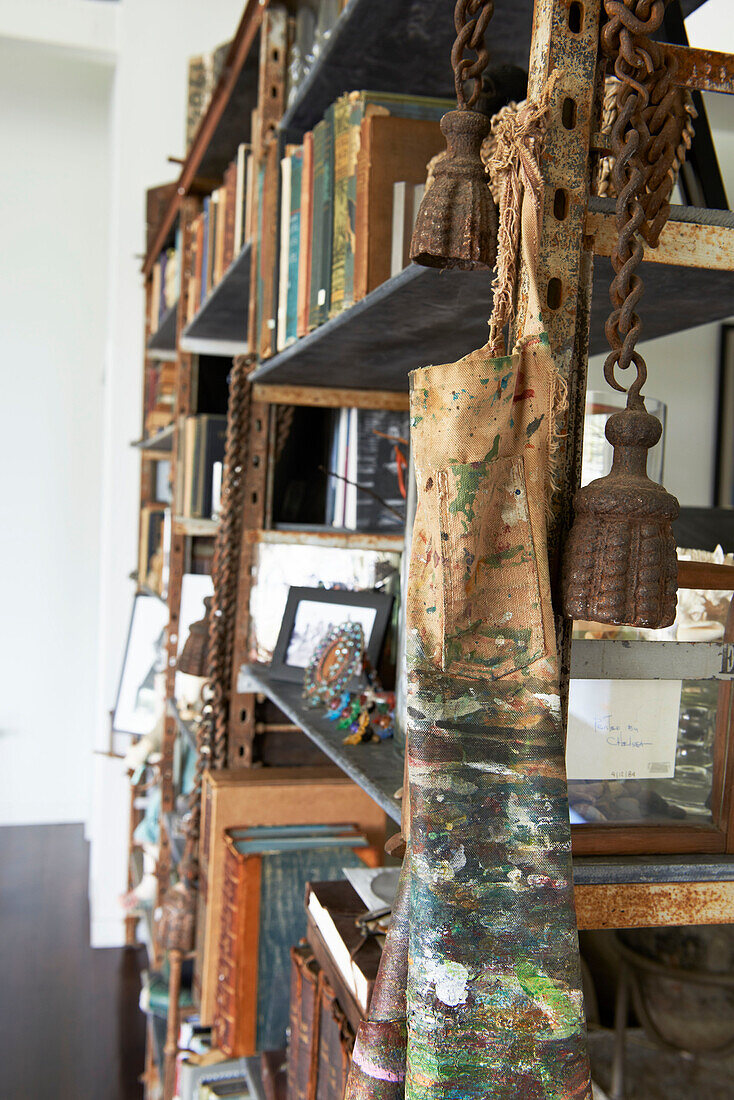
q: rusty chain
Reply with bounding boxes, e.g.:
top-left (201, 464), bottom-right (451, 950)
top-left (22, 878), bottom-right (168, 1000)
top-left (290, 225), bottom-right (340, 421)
top-left (451, 0), bottom-right (494, 110)
top-left (601, 0), bottom-right (670, 405)
top-left (179, 354), bottom-right (253, 885)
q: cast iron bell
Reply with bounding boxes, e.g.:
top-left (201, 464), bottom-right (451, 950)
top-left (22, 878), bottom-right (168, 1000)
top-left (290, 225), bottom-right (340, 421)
top-left (158, 878), bottom-right (197, 953)
top-left (410, 109), bottom-right (498, 271)
top-left (178, 596), bottom-right (212, 677)
top-left (562, 403), bottom-right (679, 628)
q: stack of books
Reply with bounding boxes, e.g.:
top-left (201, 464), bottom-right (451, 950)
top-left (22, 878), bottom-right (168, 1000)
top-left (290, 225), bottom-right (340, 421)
top-left (185, 142), bottom-right (256, 324)
top-left (265, 90), bottom-right (452, 354)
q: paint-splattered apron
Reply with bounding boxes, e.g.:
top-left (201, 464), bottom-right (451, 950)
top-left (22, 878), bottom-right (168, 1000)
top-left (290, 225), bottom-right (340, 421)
top-left (404, 330), bottom-right (592, 1099)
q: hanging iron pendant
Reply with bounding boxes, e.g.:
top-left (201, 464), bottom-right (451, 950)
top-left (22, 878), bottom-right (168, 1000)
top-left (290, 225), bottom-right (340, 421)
top-left (562, 402), bottom-right (679, 627)
top-left (561, 0), bottom-right (680, 630)
top-left (410, 0), bottom-right (498, 271)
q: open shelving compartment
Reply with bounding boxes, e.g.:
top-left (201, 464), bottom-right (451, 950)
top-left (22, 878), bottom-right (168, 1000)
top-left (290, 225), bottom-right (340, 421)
top-left (180, 243), bottom-right (251, 357)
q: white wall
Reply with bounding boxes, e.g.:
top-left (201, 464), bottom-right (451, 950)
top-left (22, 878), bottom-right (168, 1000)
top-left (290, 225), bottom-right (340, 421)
top-left (0, 35), bottom-right (113, 823)
top-left (92, 0), bottom-right (246, 947)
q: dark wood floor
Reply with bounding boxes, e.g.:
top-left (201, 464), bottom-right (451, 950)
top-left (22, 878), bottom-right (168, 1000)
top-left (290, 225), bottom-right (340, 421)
top-left (0, 823), bottom-right (146, 1098)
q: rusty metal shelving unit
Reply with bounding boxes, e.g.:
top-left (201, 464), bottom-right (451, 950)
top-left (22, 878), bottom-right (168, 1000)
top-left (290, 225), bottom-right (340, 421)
top-left (131, 7), bottom-right (734, 1091)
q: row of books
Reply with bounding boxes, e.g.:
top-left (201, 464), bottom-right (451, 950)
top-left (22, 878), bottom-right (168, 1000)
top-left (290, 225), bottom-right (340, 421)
top-left (266, 90), bottom-right (451, 354)
top-left (150, 244), bottom-right (180, 332)
top-left (184, 142), bottom-right (256, 327)
top-left (138, 503), bottom-right (170, 598)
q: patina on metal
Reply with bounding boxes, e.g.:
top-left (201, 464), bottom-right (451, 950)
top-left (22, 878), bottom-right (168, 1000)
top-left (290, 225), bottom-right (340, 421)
top-left (562, 0), bottom-right (680, 629)
top-left (410, 1), bottom-right (498, 271)
top-left (177, 596), bottom-right (213, 677)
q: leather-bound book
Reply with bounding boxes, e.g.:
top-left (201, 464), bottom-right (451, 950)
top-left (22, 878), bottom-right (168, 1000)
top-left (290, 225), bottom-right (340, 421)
top-left (260, 1049), bottom-right (288, 1100)
top-left (315, 980), bottom-right (354, 1100)
top-left (353, 115), bottom-right (444, 302)
top-left (287, 946), bottom-right (321, 1100)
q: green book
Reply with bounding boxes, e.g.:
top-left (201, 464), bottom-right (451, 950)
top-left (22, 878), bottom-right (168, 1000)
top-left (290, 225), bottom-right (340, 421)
top-left (331, 91), bottom-right (453, 318)
top-left (308, 106), bottom-right (335, 329)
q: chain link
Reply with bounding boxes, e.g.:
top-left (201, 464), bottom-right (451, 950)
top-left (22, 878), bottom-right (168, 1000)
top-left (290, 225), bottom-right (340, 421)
top-left (451, 0), bottom-right (495, 110)
top-left (601, 0), bottom-right (669, 405)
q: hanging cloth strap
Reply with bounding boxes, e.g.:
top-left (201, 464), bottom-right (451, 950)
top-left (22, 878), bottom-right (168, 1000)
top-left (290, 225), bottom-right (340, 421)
top-left (484, 75), bottom-right (557, 352)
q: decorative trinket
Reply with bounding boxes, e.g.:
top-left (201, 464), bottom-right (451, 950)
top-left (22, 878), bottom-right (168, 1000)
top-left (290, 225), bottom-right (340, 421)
top-left (302, 622), bottom-right (366, 709)
top-left (410, 1), bottom-right (498, 271)
top-left (177, 596), bottom-right (213, 677)
top-left (562, 0), bottom-right (681, 629)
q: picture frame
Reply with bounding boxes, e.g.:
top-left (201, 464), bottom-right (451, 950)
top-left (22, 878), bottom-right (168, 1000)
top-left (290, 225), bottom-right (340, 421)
top-left (270, 586), bottom-right (394, 683)
top-left (112, 593), bottom-right (170, 735)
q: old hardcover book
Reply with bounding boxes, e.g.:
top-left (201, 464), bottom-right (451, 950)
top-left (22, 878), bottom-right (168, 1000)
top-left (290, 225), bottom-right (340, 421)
top-left (223, 161), bottom-right (238, 272)
top-left (195, 768), bottom-right (386, 1025)
top-left (276, 153), bottom-right (293, 352)
top-left (213, 827), bottom-right (370, 1057)
top-left (287, 946), bottom-right (320, 1100)
top-left (354, 115), bottom-right (445, 301)
top-left (297, 131), bottom-right (314, 338)
top-left (285, 148), bottom-right (303, 346)
top-left (315, 981), bottom-right (354, 1100)
top-left (305, 880), bottom-right (382, 1032)
top-left (258, 141), bottom-right (280, 359)
top-left (308, 107), bottom-right (335, 330)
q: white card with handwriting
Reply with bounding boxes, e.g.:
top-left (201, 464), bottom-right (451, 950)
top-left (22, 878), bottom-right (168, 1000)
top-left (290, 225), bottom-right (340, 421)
top-left (565, 678), bottom-right (682, 781)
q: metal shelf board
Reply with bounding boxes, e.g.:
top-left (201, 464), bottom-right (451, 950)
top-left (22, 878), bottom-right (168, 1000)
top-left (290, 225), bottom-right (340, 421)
top-left (241, 662), bottom-right (404, 824)
top-left (180, 243), bottom-right (251, 357)
top-left (281, 0), bottom-right (707, 138)
top-left (132, 423), bottom-right (175, 453)
top-left (243, 661), bottom-right (733, 888)
top-left (251, 201), bottom-right (734, 393)
top-left (146, 301), bottom-right (178, 358)
top-left (173, 516), bottom-right (219, 537)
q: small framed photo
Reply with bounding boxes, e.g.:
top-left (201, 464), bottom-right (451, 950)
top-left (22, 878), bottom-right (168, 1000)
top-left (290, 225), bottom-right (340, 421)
top-left (112, 593), bottom-right (169, 736)
top-left (270, 586), bottom-right (394, 683)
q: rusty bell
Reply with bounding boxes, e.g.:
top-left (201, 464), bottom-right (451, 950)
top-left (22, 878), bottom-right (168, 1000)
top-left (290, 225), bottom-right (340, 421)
top-left (562, 403), bottom-right (679, 628)
top-left (410, 109), bottom-right (498, 271)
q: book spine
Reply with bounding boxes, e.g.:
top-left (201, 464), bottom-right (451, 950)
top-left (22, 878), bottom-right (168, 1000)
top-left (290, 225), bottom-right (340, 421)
top-left (276, 155), bottom-right (293, 352)
top-left (215, 186), bottom-right (226, 285)
top-left (234, 144), bottom-right (246, 255)
top-left (319, 104), bottom-right (335, 327)
top-left (308, 120), bottom-right (327, 332)
top-left (259, 141), bottom-right (280, 359)
top-left (286, 149), bottom-right (303, 346)
top-left (287, 947), bottom-right (321, 1100)
top-left (297, 131), bottom-right (314, 338)
top-left (213, 841), bottom-right (241, 1056)
top-left (194, 215), bottom-right (204, 313)
top-left (352, 117), bottom-right (371, 304)
top-left (329, 95), bottom-right (352, 318)
top-left (342, 92), bottom-right (367, 312)
top-left (223, 162), bottom-right (238, 271)
top-left (315, 983), bottom-right (354, 1100)
top-left (201, 198), bottom-right (210, 306)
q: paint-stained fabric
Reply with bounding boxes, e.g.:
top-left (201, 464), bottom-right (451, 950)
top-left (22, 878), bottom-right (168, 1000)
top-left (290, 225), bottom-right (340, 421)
top-left (405, 335), bottom-right (592, 1099)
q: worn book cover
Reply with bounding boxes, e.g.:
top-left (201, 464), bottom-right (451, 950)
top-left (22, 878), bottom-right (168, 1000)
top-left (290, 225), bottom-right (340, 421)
top-left (285, 147), bottom-right (303, 346)
top-left (276, 154), bottom-right (293, 352)
top-left (297, 131), bottom-right (314, 338)
top-left (309, 106), bottom-right (335, 330)
top-left (354, 115), bottom-right (445, 301)
top-left (287, 946), bottom-right (320, 1100)
top-left (315, 981), bottom-right (354, 1100)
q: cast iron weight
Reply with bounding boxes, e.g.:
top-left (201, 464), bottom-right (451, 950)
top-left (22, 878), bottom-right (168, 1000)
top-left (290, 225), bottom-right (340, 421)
top-left (410, 0), bottom-right (498, 271)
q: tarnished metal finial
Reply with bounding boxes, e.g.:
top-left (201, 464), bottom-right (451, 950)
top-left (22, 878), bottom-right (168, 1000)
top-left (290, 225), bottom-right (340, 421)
top-left (561, 0), bottom-right (680, 629)
top-left (562, 403), bottom-right (679, 627)
top-left (410, 0), bottom-right (498, 271)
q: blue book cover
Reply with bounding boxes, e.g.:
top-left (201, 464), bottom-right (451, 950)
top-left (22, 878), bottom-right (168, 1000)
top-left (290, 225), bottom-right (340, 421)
top-left (285, 148), bottom-right (303, 346)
